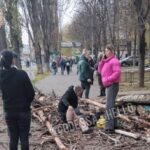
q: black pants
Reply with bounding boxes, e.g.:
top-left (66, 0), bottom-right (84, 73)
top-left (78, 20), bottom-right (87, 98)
top-left (81, 81), bottom-right (91, 98)
top-left (5, 112), bottom-right (31, 150)
top-left (66, 66), bottom-right (70, 75)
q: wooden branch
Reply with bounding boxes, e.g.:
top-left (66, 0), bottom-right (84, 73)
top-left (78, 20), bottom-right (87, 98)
top-left (36, 110), bottom-right (68, 150)
top-left (32, 105), bottom-right (51, 112)
top-left (41, 136), bottom-right (55, 145)
top-left (99, 130), bottom-right (120, 145)
top-left (32, 112), bottom-right (43, 123)
top-left (129, 116), bottom-right (150, 127)
top-left (115, 129), bottom-right (140, 139)
top-left (80, 98), bottom-right (105, 109)
top-left (117, 95), bottom-right (150, 105)
top-left (117, 114), bottom-right (131, 122)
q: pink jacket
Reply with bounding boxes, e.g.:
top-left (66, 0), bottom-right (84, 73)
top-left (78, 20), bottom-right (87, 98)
top-left (98, 54), bottom-right (121, 87)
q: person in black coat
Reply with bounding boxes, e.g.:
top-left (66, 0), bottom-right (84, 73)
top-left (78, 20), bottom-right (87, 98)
top-left (58, 85), bottom-right (83, 123)
top-left (0, 50), bottom-right (35, 150)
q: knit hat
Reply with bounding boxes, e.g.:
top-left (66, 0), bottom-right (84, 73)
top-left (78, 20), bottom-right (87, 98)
top-left (0, 50), bottom-right (13, 69)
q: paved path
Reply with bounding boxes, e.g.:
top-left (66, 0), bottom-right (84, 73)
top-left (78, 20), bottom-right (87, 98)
top-left (35, 66), bottom-right (100, 98)
top-left (35, 65), bottom-right (150, 98)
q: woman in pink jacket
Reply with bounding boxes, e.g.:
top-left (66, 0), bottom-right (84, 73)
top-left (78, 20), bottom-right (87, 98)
top-left (98, 44), bottom-right (121, 133)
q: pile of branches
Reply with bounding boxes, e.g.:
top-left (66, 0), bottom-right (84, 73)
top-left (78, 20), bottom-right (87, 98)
top-left (32, 89), bottom-right (150, 150)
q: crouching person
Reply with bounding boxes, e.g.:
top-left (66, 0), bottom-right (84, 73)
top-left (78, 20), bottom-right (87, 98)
top-left (58, 86), bottom-right (90, 133)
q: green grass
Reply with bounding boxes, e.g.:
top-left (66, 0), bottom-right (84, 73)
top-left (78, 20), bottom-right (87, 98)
top-left (32, 72), bottom-right (50, 85)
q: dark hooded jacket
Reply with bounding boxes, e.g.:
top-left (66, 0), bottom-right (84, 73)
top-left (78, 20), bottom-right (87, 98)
top-left (58, 86), bottom-right (78, 115)
top-left (0, 67), bottom-right (35, 113)
top-left (77, 55), bottom-right (91, 82)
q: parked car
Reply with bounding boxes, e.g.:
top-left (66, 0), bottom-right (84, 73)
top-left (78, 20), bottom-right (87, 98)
top-left (120, 56), bottom-right (139, 66)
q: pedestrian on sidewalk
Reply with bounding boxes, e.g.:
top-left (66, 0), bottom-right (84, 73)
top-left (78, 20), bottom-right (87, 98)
top-left (77, 49), bottom-right (92, 98)
top-left (66, 58), bottom-right (71, 75)
top-left (60, 57), bottom-right (66, 75)
top-left (0, 50), bottom-right (35, 150)
top-left (51, 60), bottom-right (57, 75)
top-left (98, 44), bottom-right (121, 133)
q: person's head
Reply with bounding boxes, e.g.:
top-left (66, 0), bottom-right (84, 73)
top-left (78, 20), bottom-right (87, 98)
top-left (75, 86), bottom-right (83, 98)
top-left (82, 48), bottom-right (90, 59)
top-left (105, 44), bottom-right (114, 58)
top-left (0, 50), bottom-right (14, 69)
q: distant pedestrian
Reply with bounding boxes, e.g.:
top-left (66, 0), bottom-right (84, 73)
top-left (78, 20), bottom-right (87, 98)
top-left (69, 58), bottom-right (73, 72)
top-left (66, 58), bottom-right (71, 75)
top-left (26, 58), bottom-right (30, 68)
top-left (51, 60), bottom-right (57, 75)
top-left (98, 44), bottom-right (121, 133)
top-left (60, 57), bottom-right (66, 75)
top-left (0, 50), bottom-right (35, 150)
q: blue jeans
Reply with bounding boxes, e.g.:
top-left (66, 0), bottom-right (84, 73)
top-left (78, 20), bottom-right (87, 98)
top-left (5, 112), bottom-right (31, 150)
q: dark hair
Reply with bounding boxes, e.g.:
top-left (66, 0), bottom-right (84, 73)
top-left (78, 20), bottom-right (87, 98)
top-left (0, 50), bottom-right (13, 69)
top-left (106, 44), bottom-right (114, 52)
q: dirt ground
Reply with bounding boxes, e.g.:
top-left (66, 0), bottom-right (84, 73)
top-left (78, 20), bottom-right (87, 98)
top-left (1, 93), bottom-right (150, 150)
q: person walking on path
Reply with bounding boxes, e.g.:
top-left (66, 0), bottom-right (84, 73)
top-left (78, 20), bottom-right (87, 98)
top-left (60, 57), bottom-right (66, 75)
top-left (66, 58), bottom-right (71, 75)
top-left (51, 60), bottom-right (57, 75)
top-left (98, 44), bottom-right (121, 133)
top-left (0, 50), bottom-right (35, 150)
top-left (78, 49), bottom-right (92, 98)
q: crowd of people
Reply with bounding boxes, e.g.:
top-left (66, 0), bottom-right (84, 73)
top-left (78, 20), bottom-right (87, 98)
top-left (51, 57), bottom-right (73, 75)
top-left (0, 44), bottom-right (121, 149)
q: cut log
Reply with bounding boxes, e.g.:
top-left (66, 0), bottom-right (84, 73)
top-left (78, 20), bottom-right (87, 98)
top-left (80, 98), bottom-right (105, 109)
top-left (115, 129), bottom-right (140, 139)
top-left (117, 114), bottom-right (131, 122)
top-left (117, 95), bottom-right (150, 105)
top-left (35, 110), bottom-right (68, 150)
top-left (129, 116), bottom-right (150, 127)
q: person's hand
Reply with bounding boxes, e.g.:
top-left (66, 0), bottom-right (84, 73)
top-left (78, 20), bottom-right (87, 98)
top-left (102, 54), bottom-right (107, 59)
top-left (68, 106), bottom-right (74, 111)
top-left (87, 79), bottom-right (92, 83)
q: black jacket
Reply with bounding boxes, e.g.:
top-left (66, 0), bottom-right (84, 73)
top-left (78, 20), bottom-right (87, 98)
top-left (58, 86), bottom-right (78, 114)
top-left (0, 67), bottom-right (35, 113)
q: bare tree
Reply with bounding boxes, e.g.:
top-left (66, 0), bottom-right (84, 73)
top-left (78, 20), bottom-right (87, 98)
top-left (0, 10), bottom-right (7, 51)
top-left (25, 0), bottom-right (43, 74)
top-left (5, 0), bottom-right (22, 68)
top-left (133, 0), bottom-right (150, 87)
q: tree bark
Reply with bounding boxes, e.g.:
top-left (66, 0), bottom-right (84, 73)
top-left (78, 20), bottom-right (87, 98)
top-left (0, 26), bottom-right (7, 51)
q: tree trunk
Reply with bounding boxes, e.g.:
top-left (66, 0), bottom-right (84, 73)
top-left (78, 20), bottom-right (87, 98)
top-left (138, 28), bottom-right (146, 87)
top-left (0, 26), bottom-right (7, 51)
top-left (34, 43), bottom-right (43, 74)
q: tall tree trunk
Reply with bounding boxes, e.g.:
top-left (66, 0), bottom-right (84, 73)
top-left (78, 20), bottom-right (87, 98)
top-left (5, 0), bottom-right (22, 68)
top-left (138, 28), bottom-right (146, 87)
top-left (0, 26), bottom-right (7, 51)
top-left (0, 11), bottom-right (7, 50)
top-left (133, 0), bottom-right (150, 87)
top-left (34, 43), bottom-right (43, 74)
